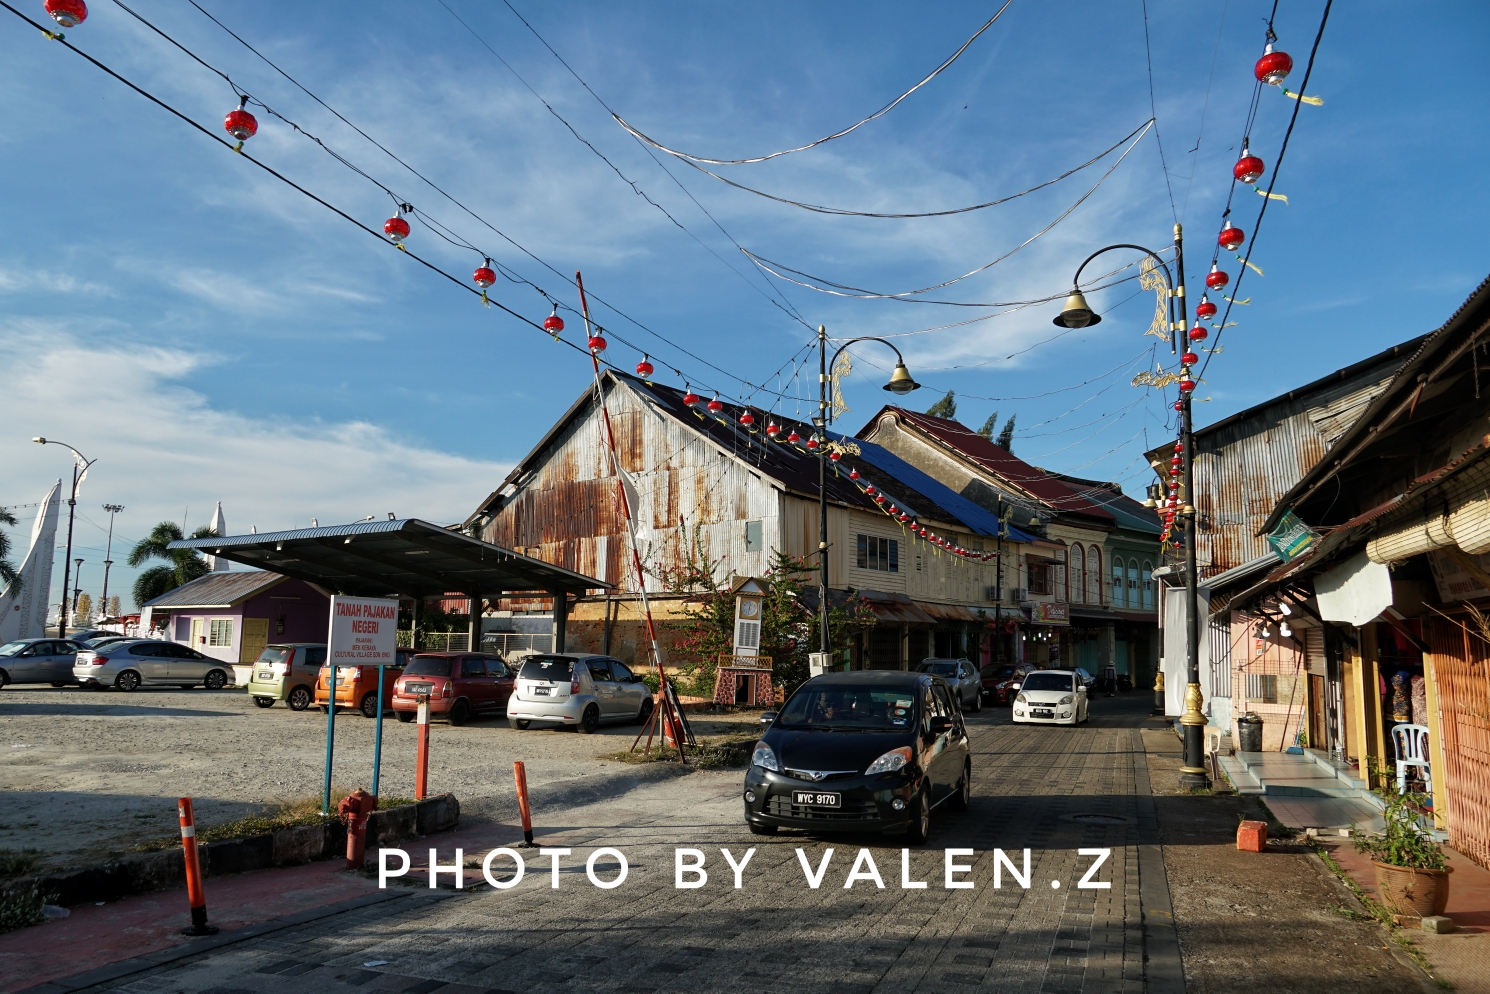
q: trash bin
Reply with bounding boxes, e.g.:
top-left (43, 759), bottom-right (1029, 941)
top-left (1237, 712), bottom-right (1264, 753)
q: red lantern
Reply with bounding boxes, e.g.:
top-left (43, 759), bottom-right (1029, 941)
top-left (1173, 401), bottom-right (1183, 411)
top-left (740, 410), bottom-right (755, 427)
top-left (887, 505), bottom-right (897, 514)
top-left (1233, 145), bottom-right (1265, 185)
top-left (864, 485), bottom-right (877, 495)
top-left (588, 336), bottom-right (607, 355)
top-left (806, 435), bottom-right (820, 450)
top-left (1189, 326), bottom-right (1209, 342)
top-left (1254, 44), bottom-right (1293, 85)
top-left (787, 430), bottom-right (801, 444)
top-left (899, 513), bottom-right (910, 523)
top-left (766, 422), bottom-right (781, 437)
top-left (1171, 456), bottom-right (1181, 466)
top-left (1181, 352), bottom-right (1199, 366)
top-left (473, 262), bottom-right (496, 289)
top-left (873, 494), bottom-right (885, 505)
top-left (683, 388), bottom-right (700, 407)
top-left (636, 357), bottom-right (654, 378)
top-left (384, 214), bottom-right (411, 244)
top-left (706, 396), bottom-right (724, 414)
top-left (544, 311), bottom-right (565, 335)
top-left (1218, 223), bottom-right (1245, 252)
top-left (1180, 377), bottom-right (1197, 393)
top-left (224, 101), bottom-right (258, 143)
top-left (829, 450), bottom-right (841, 462)
top-left (44, 0), bottom-right (87, 27)
top-left (1205, 263), bottom-right (1229, 290)
top-left (1195, 296), bottom-right (1217, 320)
top-left (848, 468), bottom-right (860, 480)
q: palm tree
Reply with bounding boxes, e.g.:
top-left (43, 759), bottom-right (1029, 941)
top-left (0, 508), bottom-right (19, 593)
top-left (129, 522), bottom-right (217, 607)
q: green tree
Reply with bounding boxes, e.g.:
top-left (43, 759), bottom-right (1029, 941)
top-left (996, 413), bottom-right (1018, 453)
top-left (924, 390), bottom-right (957, 419)
top-left (976, 411), bottom-right (1000, 439)
top-left (0, 508), bottom-right (19, 593)
top-left (128, 522), bottom-right (217, 607)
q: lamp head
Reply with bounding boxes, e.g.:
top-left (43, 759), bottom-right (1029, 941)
top-left (1053, 290), bottom-right (1102, 328)
top-left (32, 437), bottom-right (45, 444)
top-left (883, 361), bottom-right (921, 395)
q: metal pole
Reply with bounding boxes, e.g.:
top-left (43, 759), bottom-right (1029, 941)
top-left (371, 664), bottom-right (385, 798)
top-left (100, 504), bottom-right (123, 621)
top-left (817, 324), bottom-right (830, 655)
top-left (58, 464), bottom-right (77, 639)
top-left (1175, 221), bottom-right (1211, 789)
top-left (993, 498), bottom-right (1003, 668)
top-left (72, 559), bottom-right (83, 628)
top-left (322, 667), bottom-right (337, 814)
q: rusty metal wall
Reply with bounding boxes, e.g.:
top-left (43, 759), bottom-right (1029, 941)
top-left (1426, 616), bottom-right (1490, 870)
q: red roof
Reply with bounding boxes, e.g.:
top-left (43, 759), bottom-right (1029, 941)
top-left (857, 407), bottom-right (1115, 524)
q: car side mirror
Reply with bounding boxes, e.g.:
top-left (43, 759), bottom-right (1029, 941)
top-left (759, 711), bottom-right (778, 725)
top-left (930, 715), bottom-right (954, 735)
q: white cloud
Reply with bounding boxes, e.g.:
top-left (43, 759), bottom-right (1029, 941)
top-left (0, 266), bottom-right (112, 296)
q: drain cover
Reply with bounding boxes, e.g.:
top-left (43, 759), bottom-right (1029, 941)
top-left (1061, 812), bottom-right (1131, 825)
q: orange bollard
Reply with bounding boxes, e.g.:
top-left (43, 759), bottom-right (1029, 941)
top-left (513, 761), bottom-right (534, 846)
top-left (177, 797), bottom-right (218, 936)
top-left (338, 788), bottom-right (377, 870)
top-left (415, 695), bottom-right (430, 800)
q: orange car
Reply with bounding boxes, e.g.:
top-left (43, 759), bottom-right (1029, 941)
top-left (314, 647), bottom-right (413, 717)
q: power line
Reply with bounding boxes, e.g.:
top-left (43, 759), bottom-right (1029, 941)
top-left (611, 1), bottom-right (1015, 165)
top-left (1139, 0), bottom-right (1178, 223)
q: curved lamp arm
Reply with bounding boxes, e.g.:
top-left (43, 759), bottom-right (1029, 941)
top-left (1071, 243), bottom-right (1173, 294)
top-left (823, 336), bottom-right (918, 423)
top-left (32, 438), bottom-right (96, 497)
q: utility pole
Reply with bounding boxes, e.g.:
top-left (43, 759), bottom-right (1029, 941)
top-left (72, 558), bottom-right (84, 628)
top-left (101, 504), bottom-right (124, 622)
top-left (33, 438), bottom-right (94, 640)
top-left (816, 324), bottom-right (830, 656)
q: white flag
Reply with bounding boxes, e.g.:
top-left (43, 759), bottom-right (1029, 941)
top-left (0, 480), bottom-right (62, 641)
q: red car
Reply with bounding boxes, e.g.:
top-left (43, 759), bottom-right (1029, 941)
top-left (981, 663), bottom-right (1036, 705)
top-left (391, 652), bottom-right (514, 726)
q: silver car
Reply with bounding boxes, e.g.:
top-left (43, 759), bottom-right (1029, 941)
top-left (73, 639), bottom-right (233, 692)
top-left (507, 654), bottom-right (654, 733)
top-left (0, 638), bottom-right (86, 688)
top-left (915, 658), bottom-right (984, 712)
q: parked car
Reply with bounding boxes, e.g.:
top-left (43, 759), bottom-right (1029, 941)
top-left (914, 658), bottom-right (983, 712)
top-left (1011, 668), bottom-right (1089, 726)
top-left (315, 647), bottom-right (415, 717)
top-left (73, 640), bottom-right (233, 691)
top-left (245, 644), bottom-right (327, 710)
top-left (982, 663), bottom-right (1035, 705)
top-left (0, 638), bottom-right (87, 688)
top-left (391, 652), bottom-right (515, 726)
top-left (506, 654), bottom-right (652, 733)
top-left (67, 629), bottom-right (116, 644)
top-left (1074, 667), bottom-right (1097, 692)
top-left (743, 670), bottom-right (970, 843)
top-left (84, 635), bottom-right (136, 650)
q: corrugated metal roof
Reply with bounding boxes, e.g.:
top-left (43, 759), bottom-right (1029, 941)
top-left (917, 601), bottom-right (981, 622)
top-left (142, 570), bottom-right (285, 608)
top-left (1044, 472), bottom-right (1162, 535)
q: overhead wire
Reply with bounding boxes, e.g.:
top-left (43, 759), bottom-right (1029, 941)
top-left (610, 1), bottom-right (1015, 165)
top-left (1179, 0), bottom-right (1229, 222)
top-left (1139, 0), bottom-right (1178, 223)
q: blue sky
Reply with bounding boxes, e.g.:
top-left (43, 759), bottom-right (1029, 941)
top-left (1, 0), bottom-right (1486, 612)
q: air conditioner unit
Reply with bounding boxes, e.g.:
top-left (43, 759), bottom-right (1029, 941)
top-left (985, 586), bottom-right (1001, 602)
top-left (1008, 588), bottom-right (1028, 603)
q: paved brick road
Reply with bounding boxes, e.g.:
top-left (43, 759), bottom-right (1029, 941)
top-left (50, 694), bottom-right (1180, 994)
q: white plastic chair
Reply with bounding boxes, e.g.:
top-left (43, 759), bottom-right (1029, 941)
top-left (1392, 723), bottom-right (1431, 796)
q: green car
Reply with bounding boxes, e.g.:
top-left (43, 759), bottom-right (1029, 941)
top-left (246, 643), bottom-right (326, 710)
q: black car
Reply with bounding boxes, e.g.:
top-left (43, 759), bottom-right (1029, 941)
top-left (743, 671), bottom-right (971, 844)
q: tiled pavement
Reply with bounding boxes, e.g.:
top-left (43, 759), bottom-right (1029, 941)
top-left (35, 695), bottom-right (1180, 994)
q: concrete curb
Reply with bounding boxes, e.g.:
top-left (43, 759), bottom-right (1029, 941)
top-left (2, 794), bottom-right (460, 908)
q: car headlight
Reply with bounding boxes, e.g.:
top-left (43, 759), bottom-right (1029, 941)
top-left (1016, 693), bottom-right (1027, 704)
top-left (865, 747), bottom-right (913, 776)
top-left (751, 741), bottom-right (779, 772)
top-left (1059, 695), bottom-right (1074, 705)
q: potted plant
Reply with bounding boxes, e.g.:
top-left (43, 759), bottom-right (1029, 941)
top-left (1353, 786), bottom-right (1451, 922)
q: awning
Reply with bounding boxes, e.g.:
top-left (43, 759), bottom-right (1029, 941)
top-left (857, 591), bottom-right (938, 625)
top-left (168, 518), bottom-right (601, 599)
top-left (916, 601), bottom-right (980, 623)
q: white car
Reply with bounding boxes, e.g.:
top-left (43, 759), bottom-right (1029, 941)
top-left (1011, 668), bottom-right (1089, 726)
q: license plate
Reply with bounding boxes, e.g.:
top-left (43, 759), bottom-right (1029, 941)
top-left (793, 790), bottom-right (841, 807)
top-left (1033, 709), bottom-right (1054, 718)
top-left (532, 686), bottom-right (552, 696)
top-left (406, 682), bottom-right (432, 694)
top-left (256, 670), bottom-right (272, 681)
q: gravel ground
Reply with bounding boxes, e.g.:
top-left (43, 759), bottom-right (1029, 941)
top-left (0, 686), bottom-right (763, 872)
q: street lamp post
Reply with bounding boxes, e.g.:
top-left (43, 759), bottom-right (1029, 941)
top-left (101, 504), bottom-right (124, 622)
top-left (32, 438), bottom-right (96, 640)
top-left (73, 558), bottom-right (84, 628)
top-left (815, 326), bottom-right (921, 661)
top-left (1052, 226), bottom-right (1209, 789)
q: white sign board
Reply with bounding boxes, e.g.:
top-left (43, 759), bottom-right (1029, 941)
top-left (1314, 552), bottom-right (1393, 627)
top-left (327, 595), bottom-right (399, 667)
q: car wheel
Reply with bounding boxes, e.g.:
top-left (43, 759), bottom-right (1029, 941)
top-left (0, 670), bottom-right (8, 690)
top-left (204, 670), bottom-right (228, 690)
top-left (287, 686), bottom-right (312, 711)
top-left (748, 822), bottom-right (778, 836)
top-left (635, 696), bottom-right (655, 726)
top-left (905, 787), bottom-right (931, 845)
top-left (970, 691), bottom-right (983, 713)
top-left (509, 717), bottom-right (531, 730)
top-left (360, 692), bottom-right (378, 719)
top-left (396, 710), bottom-right (415, 723)
top-left (951, 760), bottom-right (972, 812)
top-left (448, 700), bottom-right (470, 726)
top-left (115, 670), bottom-right (141, 692)
top-left (50, 681), bottom-right (67, 688)
top-left (578, 704), bottom-right (600, 734)
top-left (252, 696), bottom-right (274, 709)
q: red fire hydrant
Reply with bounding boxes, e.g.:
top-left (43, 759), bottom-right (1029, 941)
top-left (339, 788), bottom-right (378, 870)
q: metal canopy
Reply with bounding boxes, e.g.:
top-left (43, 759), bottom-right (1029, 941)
top-left (167, 518), bottom-right (600, 598)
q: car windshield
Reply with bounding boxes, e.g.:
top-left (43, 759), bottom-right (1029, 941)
top-left (983, 666), bottom-right (1015, 680)
top-left (519, 656), bottom-right (575, 682)
top-left (1022, 672), bottom-right (1075, 693)
top-left (917, 662), bottom-right (959, 677)
top-left (404, 655), bottom-right (454, 676)
top-left (255, 647), bottom-right (291, 665)
top-left (0, 641), bottom-right (28, 656)
top-left (777, 686), bottom-right (918, 730)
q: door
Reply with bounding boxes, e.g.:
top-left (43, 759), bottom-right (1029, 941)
top-left (610, 660), bottom-right (643, 717)
top-left (10, 642), bottom-right (46, 682)
top-left (486, 656), bottom-right (515, 711)
top-left (134, 643), bottom-right (173, 682)
top-left (50, 640), bottom-right (82, 682)
top-left (458, 656), bottom-right (493, 711)
top-left (586, 659), bottom-right (619, 715)
top-left (240, 618), bottom-right (269, 664)
top-left (189, 618), bottom-right (204, 651)
top-left (165, 643), bottom-right (210, 682)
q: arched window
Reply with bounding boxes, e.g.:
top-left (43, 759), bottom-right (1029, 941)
top-left (1142, 560), bottom-right (1155, 610)
top-left (1111, 556), bottom-right (1126, 608)
top-left (1070, 545), bottom-right (1085, 605)
top-left (1088, 545), bottom-right (1102, 604)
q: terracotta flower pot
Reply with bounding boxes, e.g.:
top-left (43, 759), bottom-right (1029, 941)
top-left (1371, 860), bottom-right (1452, 920)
